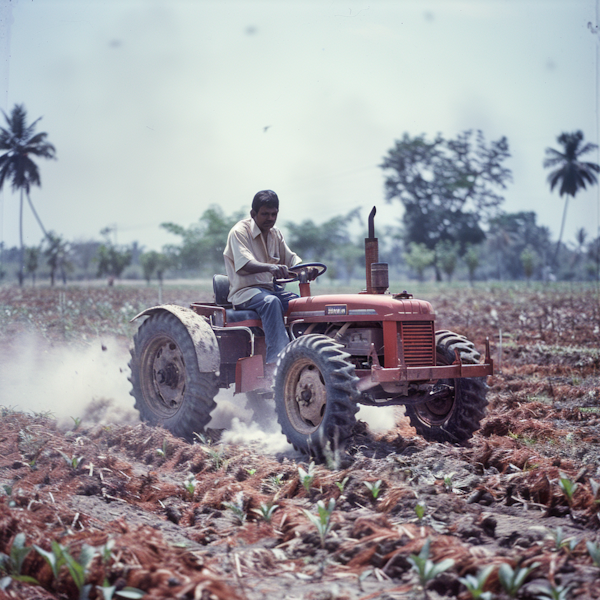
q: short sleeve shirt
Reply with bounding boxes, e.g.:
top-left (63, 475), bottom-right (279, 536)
top-left (223, 217), bottom-right (302, 306)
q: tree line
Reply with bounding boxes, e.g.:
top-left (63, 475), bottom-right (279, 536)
top-left (0, 104), bottom-right (598, 286)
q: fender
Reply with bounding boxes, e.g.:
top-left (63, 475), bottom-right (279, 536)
top-left (130, 304), bottom-right (221, 373)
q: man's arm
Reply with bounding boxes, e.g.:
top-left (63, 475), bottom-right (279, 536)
top-left (243, 259), bottom-right (292, 280)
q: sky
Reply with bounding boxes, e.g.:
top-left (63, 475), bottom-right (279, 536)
top-left (0, 0), bottom-right (599, 253)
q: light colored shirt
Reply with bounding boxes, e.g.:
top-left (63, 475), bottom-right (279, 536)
top-left (223, 217), bottom-right (301, 306)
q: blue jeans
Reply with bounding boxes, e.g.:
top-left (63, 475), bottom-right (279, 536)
top-left (236, 288), bottom-right (298, 364)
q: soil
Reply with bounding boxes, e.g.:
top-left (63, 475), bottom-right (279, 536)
top-left (0, 284), bottom-right (599, 600)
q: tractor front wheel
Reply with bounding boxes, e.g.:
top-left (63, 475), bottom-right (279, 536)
top-left (129, 310), bottom-right (219, 442)
top-left (274, 334), bottom-right (359, 458)
top-left (404, 330), bottom-right (488, 443)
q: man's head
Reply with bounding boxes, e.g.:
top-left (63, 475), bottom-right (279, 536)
top-left (251, 189), bottom-right (279, 233)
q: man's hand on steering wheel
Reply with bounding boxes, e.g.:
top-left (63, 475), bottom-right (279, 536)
top-left (268, 263), bottom-right (293, 280)
top-left (306, 267), bottom-right (319, 281)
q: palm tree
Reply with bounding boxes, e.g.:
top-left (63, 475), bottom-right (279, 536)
top-left (0, 104), bottom-right (56, 284)
top-left (544, 131), bottom-right (599, 266)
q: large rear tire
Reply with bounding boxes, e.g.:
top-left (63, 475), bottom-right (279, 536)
top-left (404, 330), bottom-right (488, 443)
top-left (129, 311), bottom-right (219, 442)
top-left (274, 334), bottom-right (359, 458)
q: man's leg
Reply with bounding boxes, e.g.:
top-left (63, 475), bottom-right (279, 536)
top-left (237, 289), bottom-right (295, 364)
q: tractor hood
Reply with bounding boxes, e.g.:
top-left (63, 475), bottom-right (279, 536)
top-left (286, 294), bottom-right (434, 322)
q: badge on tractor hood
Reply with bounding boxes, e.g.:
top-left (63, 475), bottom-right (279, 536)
top-left (325, 304), bottom-right (348, 316)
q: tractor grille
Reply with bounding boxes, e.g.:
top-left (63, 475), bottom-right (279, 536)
top-left (401, 321), bottom-right (435, 366)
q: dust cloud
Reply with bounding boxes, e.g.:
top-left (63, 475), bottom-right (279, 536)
top-left (0, 333), bottom-right (139, 427)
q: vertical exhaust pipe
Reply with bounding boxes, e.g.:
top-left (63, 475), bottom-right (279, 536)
top-left (365, 207), bottom-right (378, 294)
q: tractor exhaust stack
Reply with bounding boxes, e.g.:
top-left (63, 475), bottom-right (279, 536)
top-left (365, 207), bottom-right (389, 294)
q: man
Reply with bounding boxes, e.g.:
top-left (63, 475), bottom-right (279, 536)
top-left (223, 189), bottom-right (308, 370)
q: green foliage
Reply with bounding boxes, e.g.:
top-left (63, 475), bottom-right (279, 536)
top-left (251, 502), bottom-right (279, 523)
top-left (336, 476), bottom-right (349, 494)
top-left (463, 245), bottom-right (480, 283)
top-left (161, 205), bottom-right (244, 274)
top-left (140, 251), bottom-right (171, 284)
top-left (435, 240), bottom-right (460, 281)
top-left (586, 540), bottom-right (600, 567)
top-left (303, 498), bottom-right (335, 548)
top-left (381, 130), bottom-right (511, 258)
top-left (0, 533), bottom-right (36, 582)
top-left (458, 565), bottom-right (494, 599)
top-left (364, 479), bottom-right (382, 500)
top-left (223, 491), bottom-right (246, 525)
top-left (59, 451), bottom-right (84, 470)
top-left (546, 526), bottom-right (577, 552)
top-left (558, 472), bottom-right (578, 505)
top-left (408, 538), bottom-right (454, 587)
top-left (96, 242), bottom-right (133, 283)
top-left (498, 562), bottom-right (540, 597)
top-left (24, 246), bottom-right (41, 283)
top-left (44, 232), bottom-right (72, 286)
top-left (414, 501), bottom-right (426, 521)
top-left (403, 242), bottom-right (435, 281)
top-left (183, 473), bottom-right (197, 500)
top-left (71, 416), bottom-right (82, 431)
top-left (534, 583), bottom-right (570, 600)
top-left (298, 462), bottom-right (316, 493)
top-left (520, 246), bottom-right (537, 281)
top-left (156, 439), bottom-right (168, 459)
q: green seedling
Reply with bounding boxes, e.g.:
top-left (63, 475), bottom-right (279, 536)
top-left (415, 501), bottom-right (426, 522)
top-left (586, 540), bottom-right (600, 567)
top-left (336, 476), bottom-right (349, 494)
top-left (97, 538), bottom-right (116, 565)
top-left (183, 473), bottom-right (197, 499)
top-left (2, 485), bottom-right (15, 508)
top-left (458, 565), bottom-right (494, 600)
top-left (246, 468), bottom-right (257, 476)
top-left (251, 502), bottom-right (279, 523)
top-left (303, 498), bottom-right (335, 548)
top-left (62, 543), bottom-right (96, 598)
top-left (298, 462), bottom-right (316, 493)
top-left (0, 533), bottom-right (38, 584)
top-left (34, 540), bottom-right (67, 578)
top-left (223, 492), bottom-right (246, 525)
top-left (546, 527), bottom-right (577, 552)
top-left (204, 445), bottom-right (226, 470)
top-left (408, 538), bottom-right (454, 589)
top-left (156, 439), bottom-right (168, 459)
top-left (364, 479), bottom-right (383, 500)
top-left (193, 432), bottom-right (211, 446)
top-left (71, 416), bottom-right (82, 431)
top-left (59, 451), bottom-right (84, 470)
top-left (534, 583), bottom-right (570, 600)
top-left (558, 473), bottom-right (578, 505)
top-left (498, 562), bottom-right (541, 598)
top-left (443, 473), bottom-right (455, 492)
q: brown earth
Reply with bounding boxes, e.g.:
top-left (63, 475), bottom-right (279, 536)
top-left (0, 284), bottom-right (599, 600)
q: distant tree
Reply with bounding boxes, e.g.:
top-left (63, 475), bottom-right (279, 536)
top-left (520, 246), bottom-right (537, 284)
top-left (140, 250), bottom-right (171, 284)
top-left (70, 239), bottom-right (102, 279)
top-left (44, 232), bottom-right (71, 286)
top-left (0, 104), bottom-right (56, 285)
top-left (24, 246), bottom-right (41, 285)
top-left (381, 130), bottom-right (511, 280)
top-left (96, 243), bottom-right (132, 286)
top-left (463, 245), bottom-right (480, 285)
top-left (544, 131), bottom-right (600, 265)
top-left (435, 240), bottom-right (459, 281)
top-left (403, 242), bottom-right (435, 281)
top-left (162, 205), bottom-right (244, 275)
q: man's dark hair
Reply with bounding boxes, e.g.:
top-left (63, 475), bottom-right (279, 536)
top-left (252, 189), bottom-right (279, 213)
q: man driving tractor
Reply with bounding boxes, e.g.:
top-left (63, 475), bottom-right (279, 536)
top-left (223, 189), bottom-right (317, 374)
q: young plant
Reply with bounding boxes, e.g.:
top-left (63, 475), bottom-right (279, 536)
top-left (71, 416), bottom-right (82, 431)
top-left (223, 492), bottom-right (246, 525)
top-left (266, 473), bottom-right (284, 492)
top-left (336, 476), bottom-right (349, 494)
top-left (298, 462), bottom-right (316, 493)
top-left (586, 540), bottom-right (600, 567)
top-left (251, 502), bottom-right (279, 523)
top-left (97, 583), bottom-right (146, 600)
top-left (364, 479), bottom-right (382, 500)
top-left (414, 501), bottom-right (426, 522)
top-left (303, 498), bottom-right (335, 548)
top-left (558, 473), bottom-right (578, 506)
top-left (546, 527), bottom-right (577, 552)
top-left (498, 562), bottom-right (541, 598)
top-left (443, 473), bottom-right (456, 492)
top-left (2, 485), bottom-right (15, 508)
top-left (156, 439), bottom-right (168, 459)
top-left (534, 583), bottom-right (570, 600)
top-left (62, 543), bottom-right (96, 598)
top-left (408, 538), bottom-right (454, 588)
top-left (458, 565), bottom-right (494, 600)
top-left (59, 451), bottom-right (84, 470)
top-left (34, 540), bottom-right (67, 578)
top-left (0, 533), bottom-right (38, 584)
top-left (204, 445), bottom-right (226, 471)
top-left (182, 473), bottom-right (197, 500)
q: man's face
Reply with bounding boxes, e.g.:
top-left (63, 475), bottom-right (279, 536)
top-left (251, 205), bottom-right (279, 232)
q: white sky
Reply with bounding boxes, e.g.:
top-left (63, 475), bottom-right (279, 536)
top-left (0, 0), bottom-right (598, 252)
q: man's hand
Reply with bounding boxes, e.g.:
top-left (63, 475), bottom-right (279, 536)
top-left (269, 264), bottom-right (293, 280)
top-left (307, 267), bottom-right (319, 281)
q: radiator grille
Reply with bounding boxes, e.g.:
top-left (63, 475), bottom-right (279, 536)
top-left (401, 321), bottom-right (435, 366)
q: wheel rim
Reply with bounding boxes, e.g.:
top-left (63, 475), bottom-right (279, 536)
top-left (140, 334), bottom-right (186, 418)
top-left (413, 379), bottom-right (456, 426)
top-left (283, 358), bottom-right (327, 435)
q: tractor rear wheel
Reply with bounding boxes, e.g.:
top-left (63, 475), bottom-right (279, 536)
top-left (129, 310), bottom-right (219, 442)
top-left (274, 334), bottom-right (359, 458)
top-left (404, 330), bottom-right (488, 443)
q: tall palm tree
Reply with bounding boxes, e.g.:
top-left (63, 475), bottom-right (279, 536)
top-left (544, 130), bottom-right (599, 265)
top-left (0, 104), bottom-right (56, 284)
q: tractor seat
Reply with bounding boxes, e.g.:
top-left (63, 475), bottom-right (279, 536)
top-left (212, 274), bottom-right (260, 323)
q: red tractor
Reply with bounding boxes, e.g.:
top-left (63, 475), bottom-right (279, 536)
top-left (129, 208), bottom-right (493, 457)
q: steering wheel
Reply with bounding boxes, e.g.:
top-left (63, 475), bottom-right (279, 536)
top-left (275, 262), bottom-right (327, 284)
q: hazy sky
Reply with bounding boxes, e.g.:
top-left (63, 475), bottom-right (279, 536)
top-left (0, 0), bottom-right (598, 252)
